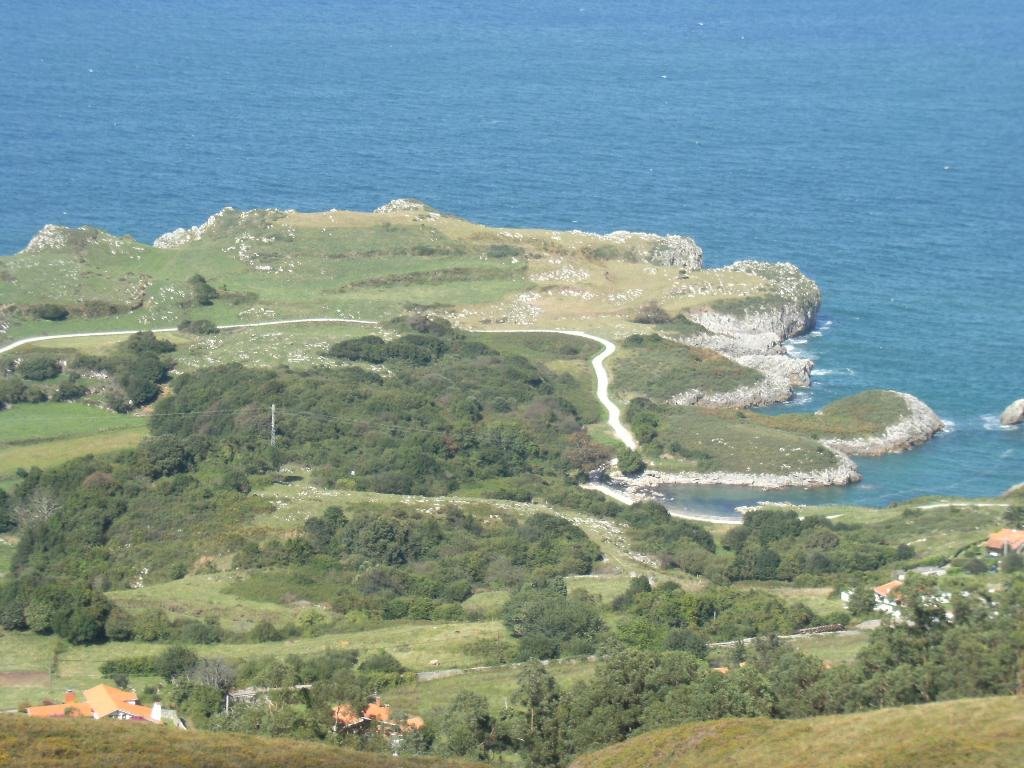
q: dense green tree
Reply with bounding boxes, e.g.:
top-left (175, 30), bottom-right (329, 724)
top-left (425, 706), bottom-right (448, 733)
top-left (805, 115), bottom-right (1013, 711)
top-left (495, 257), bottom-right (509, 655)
top-left (616, 447), bottom-right (646, 476)
top-left (510, 661), bottom-right (563, 767)
top-left (187, 274), bottom-right (219, 306)
top-left (438, 692), bottom-right (494, 759)
top-left (503, 582), bottom-right (605, 660)
top-left (156, 645), bottom-right (200, 682)
top-left (18, 354), bottom-right (61, 381)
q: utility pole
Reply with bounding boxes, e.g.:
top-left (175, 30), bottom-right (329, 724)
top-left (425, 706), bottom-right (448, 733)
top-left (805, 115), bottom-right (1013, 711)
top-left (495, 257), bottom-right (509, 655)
top-left (270, 403), bottom-right (276, 447)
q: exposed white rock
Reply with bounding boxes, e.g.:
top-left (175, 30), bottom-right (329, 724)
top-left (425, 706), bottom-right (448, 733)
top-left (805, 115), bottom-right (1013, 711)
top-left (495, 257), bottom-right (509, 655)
top-left (25, 224), bottom-right (71, 251)
top-left (669, 352), bottom-right (813, 408)
top-left (631, 233), bottom-right (703, 271)
top-left (153, 208), bottom-right (235, 248)
top-left (1000, 398), bottom-right (1024, 427)
top-left (682, 261), bottom-right (820, 341)
top-left (374, 198), bottom-right (435, 214)
top-left (612, 448), bottom-right (861, 492)
top-left (822, 392), bottom-right (944, 456)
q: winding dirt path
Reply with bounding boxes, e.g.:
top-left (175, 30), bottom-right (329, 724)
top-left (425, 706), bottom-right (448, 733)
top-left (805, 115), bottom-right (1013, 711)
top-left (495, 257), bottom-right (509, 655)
top-left (0, 319), bottom-right (638, 449)
top-left (469, 328), bottom-right (638, 450)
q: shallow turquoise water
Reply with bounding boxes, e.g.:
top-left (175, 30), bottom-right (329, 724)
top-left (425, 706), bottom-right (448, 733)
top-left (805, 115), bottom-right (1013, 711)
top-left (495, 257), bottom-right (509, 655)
top-left (0, 1), bottom-right (1020, 512)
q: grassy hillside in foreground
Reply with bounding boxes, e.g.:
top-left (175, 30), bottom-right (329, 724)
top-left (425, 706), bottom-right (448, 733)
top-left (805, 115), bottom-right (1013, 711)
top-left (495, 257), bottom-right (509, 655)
top-left (570, 697), bottom-right (1024, 768)
top-left (0, 714), bottom-right (478, 768)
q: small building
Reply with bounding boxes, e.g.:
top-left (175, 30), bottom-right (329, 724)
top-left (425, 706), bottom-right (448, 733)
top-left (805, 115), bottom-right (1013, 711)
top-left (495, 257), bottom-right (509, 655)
top-left (332, 696), bottom-right (424, 735)
top-left (26, 685), bottom-right (162, 724)
top-left (985, 529), bottom-right (1024, 556)
top-left (872, 579), bottom-right (904, 615)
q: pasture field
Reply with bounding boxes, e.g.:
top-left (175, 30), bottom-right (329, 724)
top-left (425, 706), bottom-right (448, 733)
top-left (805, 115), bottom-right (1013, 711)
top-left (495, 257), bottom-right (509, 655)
top-left (786, 630), bottom-right (871, 664)
top-left (0, 204), bottom-right (785, 345)
top-left (610, 334), bottom-right (762, 402)
top-left (387, 657), bottom-right (598, 716)
top-left (750, 389), bottom-right (912, 439)
top-left (0, 619), bottom-right (509, 711)
top-left (644, 406), bottom-right (840, 475)
top-left (0, 402), bottom-right (147, 484)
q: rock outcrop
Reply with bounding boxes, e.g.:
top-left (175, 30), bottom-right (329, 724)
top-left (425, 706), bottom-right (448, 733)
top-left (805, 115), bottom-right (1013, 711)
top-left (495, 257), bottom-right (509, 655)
top-left (153, 208), bottom-right (235, 248)
top-left (24, 225), bottom-right (135, 255)
top-left (1000, 399), bottom-right (1024, 427)
top-left (650, 260), bottom-right (823, 409)
top-left (634, 234), bottom-right (704, 271)
top-left (822, 392), bottom-right (944, 456)
top-left (612, 448), bottom-right (862, 493)
top-left (666, 337), bottom-right (814, 409)
top-left (680, 261), bottom-right (820, 342)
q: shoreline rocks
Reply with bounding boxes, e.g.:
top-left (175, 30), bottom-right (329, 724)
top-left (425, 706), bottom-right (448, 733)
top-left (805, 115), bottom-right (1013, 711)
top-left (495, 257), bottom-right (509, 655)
top-left (822, 392), bottom-right (945, 456)
top-left (604, 446), bottom-right (862, 498)
top-left (1000, 399), bottom-right (1024, 427)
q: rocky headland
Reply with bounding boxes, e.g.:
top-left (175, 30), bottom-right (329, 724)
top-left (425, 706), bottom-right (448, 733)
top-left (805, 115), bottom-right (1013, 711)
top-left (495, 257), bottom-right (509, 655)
top-left (822, 392), bottom-right (945, 456)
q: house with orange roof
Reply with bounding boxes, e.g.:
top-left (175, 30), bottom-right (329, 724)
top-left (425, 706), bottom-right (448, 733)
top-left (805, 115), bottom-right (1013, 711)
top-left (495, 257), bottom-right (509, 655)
top-left (25, 691), bottom-right (94, 719)
top-left (332, 696), bottom-right (424, 735)
top-left (985, 529), bottom-right (1024, 556)
top-left (26, 685), bottom-right (162, 724)
top-left (872, 579), bottom-right (904, 615)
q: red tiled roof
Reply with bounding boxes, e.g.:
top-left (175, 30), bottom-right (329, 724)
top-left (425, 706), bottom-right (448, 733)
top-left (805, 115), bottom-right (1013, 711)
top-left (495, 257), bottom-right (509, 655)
top-left (332, 704), bottom-right (361, 726)
top-left (986, 529), bottom-right (1024, 552)
top-left (874, 579), bottom-right (903, 599)
top-left (27, 685), bottom-right (158, 723)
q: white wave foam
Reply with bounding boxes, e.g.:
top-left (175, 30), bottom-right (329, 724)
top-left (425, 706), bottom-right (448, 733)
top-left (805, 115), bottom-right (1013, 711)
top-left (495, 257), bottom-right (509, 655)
top-left (982, 414), bottom-right (1018, 431)
top-left (941, 418), bottom-right (957, 433)
top-left (810, 367), bottom-right (854, 378)
top-left (787, 390), bottom-right (814, 406)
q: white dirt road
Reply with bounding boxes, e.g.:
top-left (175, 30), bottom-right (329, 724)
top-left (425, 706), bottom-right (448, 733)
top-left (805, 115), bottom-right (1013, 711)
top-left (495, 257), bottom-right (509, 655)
top-left (0, 319), bottom-right (638, 449)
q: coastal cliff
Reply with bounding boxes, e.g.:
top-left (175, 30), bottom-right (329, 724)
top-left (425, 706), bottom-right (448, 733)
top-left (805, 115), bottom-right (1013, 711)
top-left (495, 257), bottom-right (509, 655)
top-left (655, 260), bottom-right (821, 409)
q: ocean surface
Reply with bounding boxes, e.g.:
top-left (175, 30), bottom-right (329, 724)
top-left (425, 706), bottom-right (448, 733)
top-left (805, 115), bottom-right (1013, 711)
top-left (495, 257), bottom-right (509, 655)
top-left (1, 1), bottom-right (1021, 516)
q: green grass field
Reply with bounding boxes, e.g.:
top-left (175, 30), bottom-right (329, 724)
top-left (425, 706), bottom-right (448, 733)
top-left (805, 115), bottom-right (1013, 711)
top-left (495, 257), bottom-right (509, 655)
top-left (643, 406), bottom-right (840, 475)
top-left (786, 630), bottom-right (870, 665)
top-left (0, 619), bottom-right (510, 711)
top-left (387, 658), bottom-right (598, 718)
top-left (750, 390), bottom-right (911, 439)
top-left (0, 204), bottom-right (795, 345)
top-left (0, 402), bottom-right (147, 484)
top-left (570, 696), bottom-right (1024, 768)
top-left (106, 572), bottom-right (331, 634)
top-left (610, 335), bottom-right (762, 402)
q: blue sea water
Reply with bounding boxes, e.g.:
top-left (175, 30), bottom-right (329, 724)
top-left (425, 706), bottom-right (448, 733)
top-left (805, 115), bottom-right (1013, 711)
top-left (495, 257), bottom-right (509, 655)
top-left (0, 1), bottom-right (1021, 514)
